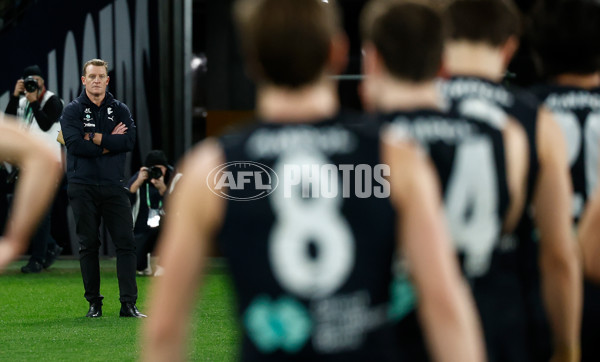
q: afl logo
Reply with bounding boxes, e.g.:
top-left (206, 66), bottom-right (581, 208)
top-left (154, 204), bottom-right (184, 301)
top-left (207, 161), bottom-right (279, 201)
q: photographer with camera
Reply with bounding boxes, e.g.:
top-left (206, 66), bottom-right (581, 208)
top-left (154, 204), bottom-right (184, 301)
top-left (127, 150), bottom-right (174, 276)
top-left (5, 64), bottom-right (64, 273)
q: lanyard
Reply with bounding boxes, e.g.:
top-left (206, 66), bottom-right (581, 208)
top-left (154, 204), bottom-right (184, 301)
top-left (24, 104), bottom-right (34, 125)
top-left (146, 184), bottom-right (163, 209)
top-left (23, 89), bottom-right (45, 126)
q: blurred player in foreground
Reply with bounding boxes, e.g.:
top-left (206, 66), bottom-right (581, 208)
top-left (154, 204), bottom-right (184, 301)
top-left (142, 0), bottom-right (483, 360)
top-left (0, 114), bottom-right (61, 271)
top-left (361, 1), bottom-right (527, 361)
top-left (529, 0), bottom-right (600, 360)
top-left (440, 0), bottom-right (581, 360)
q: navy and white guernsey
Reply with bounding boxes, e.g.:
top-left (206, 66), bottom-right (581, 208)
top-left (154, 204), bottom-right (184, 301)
top-left (216, 115), bottom-right (401, 361)
top-left (378, 109), bottom-right (509, 280)
top-left (378, 108), bottom-right (513, 362)
top-left (441, 76), bottom-right (540, 204)
top-left (532, 84), bottom-right (600, 362)
top-left (531, 84), bottom-right (600, 220)
top-left (442, 75), bottom-right (550, 362)
top-left (441, 76), bottom-right (541, 269)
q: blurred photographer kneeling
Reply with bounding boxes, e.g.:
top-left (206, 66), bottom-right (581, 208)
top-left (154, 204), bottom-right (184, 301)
top-left (5, 64), bottom-right (64, 273)
top-left (127, 150), bottom-right (175, 276)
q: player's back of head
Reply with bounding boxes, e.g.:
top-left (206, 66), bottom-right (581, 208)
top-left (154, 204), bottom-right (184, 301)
top-left (529, 0), bottom-right (600, 79)
top-left (445, 0), bottom-right (520, 47)
top-left (234, 0), bottom-right (342, 88)
top-left (361, 0), bottom-right (445, 82)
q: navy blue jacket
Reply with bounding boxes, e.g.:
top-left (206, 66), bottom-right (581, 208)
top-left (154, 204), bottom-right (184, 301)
top-left (60, 90), bottom-right (136, 186)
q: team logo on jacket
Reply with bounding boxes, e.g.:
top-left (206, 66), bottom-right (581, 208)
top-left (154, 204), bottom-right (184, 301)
top-left (107, 107), bottom-right (113, 115)
top-left (207, 161), bottom-right (279, 201)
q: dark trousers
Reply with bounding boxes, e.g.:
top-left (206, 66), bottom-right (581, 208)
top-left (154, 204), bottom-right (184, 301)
top-left (135, 227), bottom-right (160, 270)
top-left (67, 183), bottom-right (137, 304)
top-left (29, 211), bottom-right (57, 264)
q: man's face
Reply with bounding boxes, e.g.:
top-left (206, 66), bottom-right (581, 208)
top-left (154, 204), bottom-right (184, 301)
top-left (81, 65), bottom-right (109, 97)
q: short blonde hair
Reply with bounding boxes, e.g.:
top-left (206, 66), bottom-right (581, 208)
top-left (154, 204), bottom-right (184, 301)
top-left (82, 59), bottom-right (109, 77)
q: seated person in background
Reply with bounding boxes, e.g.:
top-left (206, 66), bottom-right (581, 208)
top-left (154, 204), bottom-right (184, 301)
top-left (127, 150), bottom-right (174, 276)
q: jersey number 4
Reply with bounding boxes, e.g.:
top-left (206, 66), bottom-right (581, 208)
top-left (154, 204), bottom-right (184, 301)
top-left (445, 137), bottom-right (501, 277)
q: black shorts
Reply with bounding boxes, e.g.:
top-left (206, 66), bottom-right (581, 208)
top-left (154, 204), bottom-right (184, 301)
top-left (582, 281), bottom-right (600, 362)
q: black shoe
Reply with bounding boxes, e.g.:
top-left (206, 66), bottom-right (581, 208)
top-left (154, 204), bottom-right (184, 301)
top-left (120, 303), bottom-right (147, 318)
top-left (21, 260), bottom-right (43, 274)
top-left (86, 302), bottom-right (103, 318)
top-left (43, 244), bottom-right (63, 269)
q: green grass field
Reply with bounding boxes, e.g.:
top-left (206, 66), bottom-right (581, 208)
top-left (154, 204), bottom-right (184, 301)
top-left (0, 259), bottom-right (240, 361)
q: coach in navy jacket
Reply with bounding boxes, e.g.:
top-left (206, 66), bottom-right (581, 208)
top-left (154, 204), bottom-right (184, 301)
top-left (61, 90), bottom-right (136, 185)
top-left (60, 58), bottom-right (146, 319)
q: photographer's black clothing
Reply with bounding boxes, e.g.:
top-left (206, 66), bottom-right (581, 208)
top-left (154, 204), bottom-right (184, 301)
top-left (28, 212), bottom-right (59, 263)
top-left (127, 168), bottom-right (172, 271)
top-left (67, 183), bottom-right (137, 303)
top-left (60, 90), bottom-right (136, 186)
top-left (5, 93), bottom-right (63, 131)
top-left (127, 169), bottom-right (171, 231)
top-left (61, 90), bottom-right (138, 305)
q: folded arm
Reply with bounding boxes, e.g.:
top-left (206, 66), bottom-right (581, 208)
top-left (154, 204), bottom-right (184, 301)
top-left (98, 105), bottom-right (136, 153)
top-left (60, 105), bottom-right (103, 157)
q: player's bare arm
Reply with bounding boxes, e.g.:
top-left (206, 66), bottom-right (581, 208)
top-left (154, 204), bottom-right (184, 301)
top-left (501, 117), bottom-right (529, 233)
top-left (381, 132), bottom-right (486, 362)
top-left (534, 108), bottom-right (582, 361)
top-left (578, 190), bottom-right (600, 283)
top-left (0, 116), bottom-right (61, 271)
top-left (142, 139), bottom-right (225, 362)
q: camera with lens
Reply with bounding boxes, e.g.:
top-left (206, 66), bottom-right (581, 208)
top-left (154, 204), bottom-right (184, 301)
top-left (148, 166), bottom-right (163, 180)
top-left (23, 76), bottom-right (39, 93)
